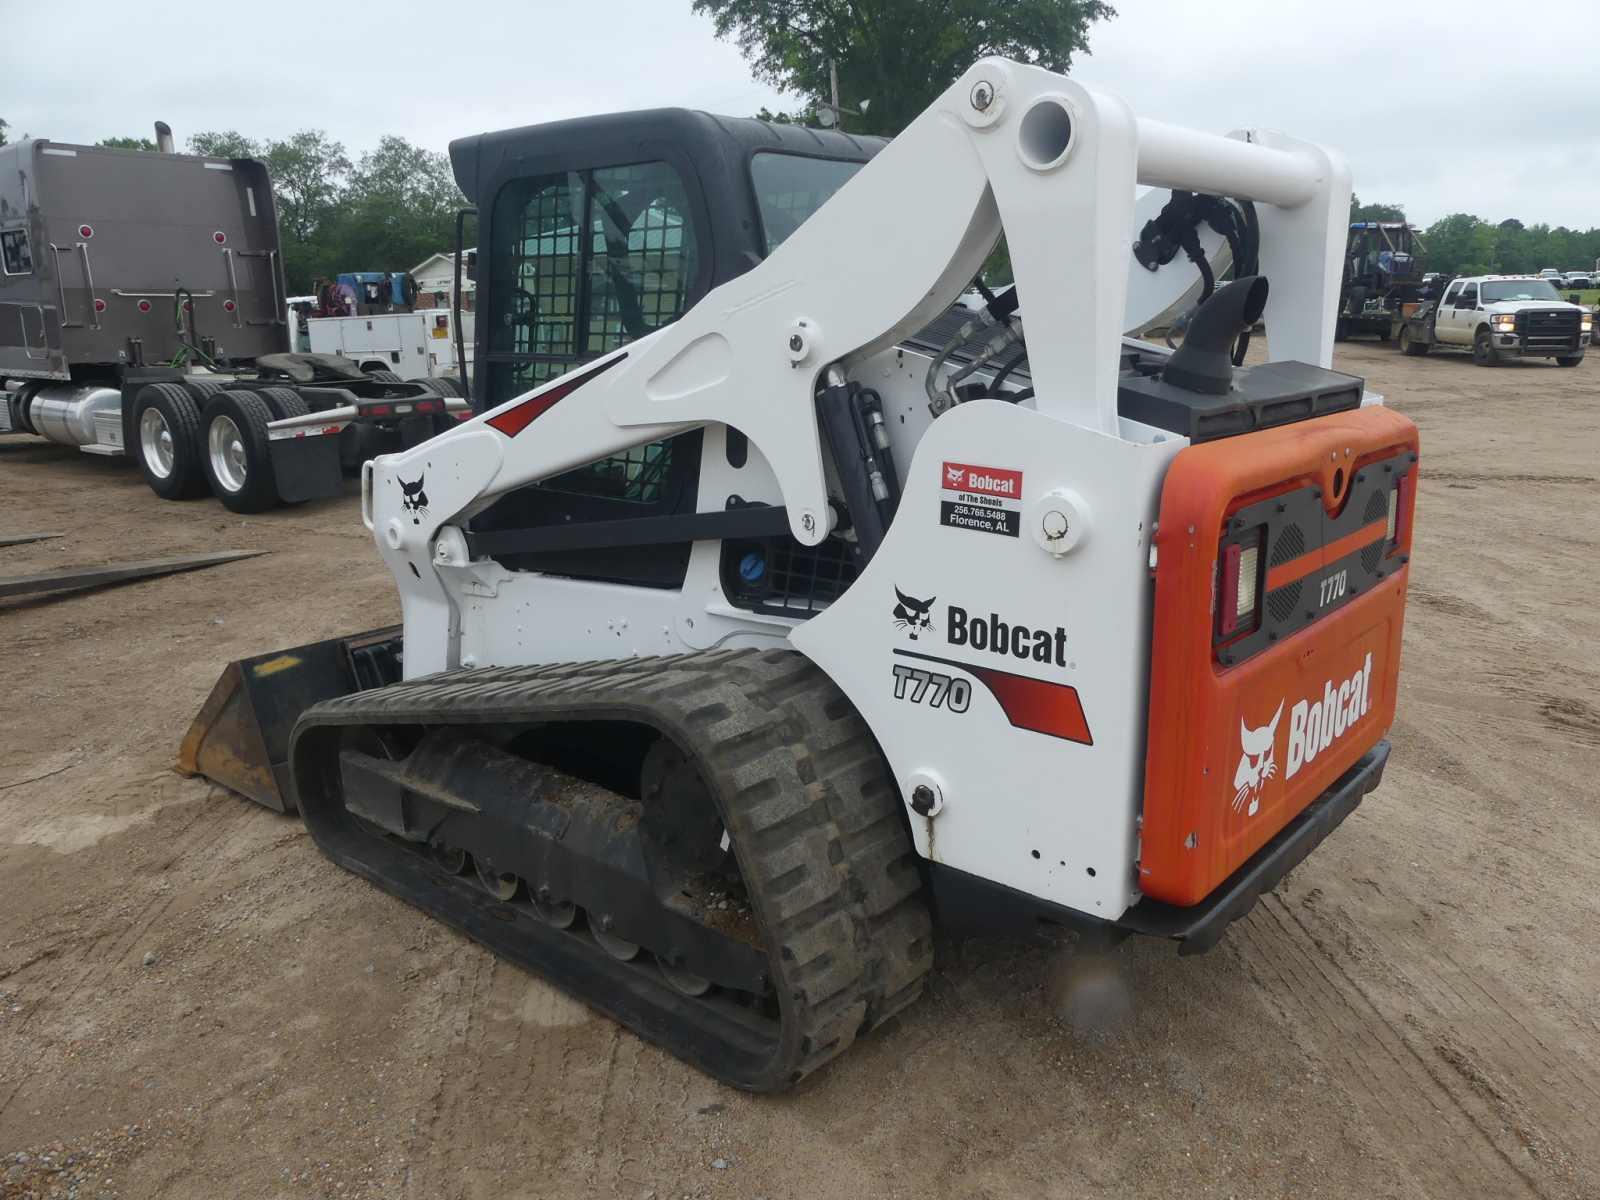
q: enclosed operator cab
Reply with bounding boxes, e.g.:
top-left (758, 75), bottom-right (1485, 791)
top-left (449, 109), bottom-right (883, 590)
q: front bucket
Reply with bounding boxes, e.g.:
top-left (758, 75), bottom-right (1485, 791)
top-left (176, 627), bottom-right (402, 813)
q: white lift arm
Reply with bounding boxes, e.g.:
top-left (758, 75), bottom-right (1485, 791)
top-left (367, 57), bottom-right (1349, 675)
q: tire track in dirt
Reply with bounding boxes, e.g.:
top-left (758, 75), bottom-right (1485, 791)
top-left (0, 790), bottom-right (247, 1120)
top-left (1237, 898), bottom-right (1552, 1198)
top-left (401, 945), bottom-right (491, 1200)
top-left (585, 1025), bottom-right (661, 1195)
top-left (1288, 886), bottom-right (1599, 1185)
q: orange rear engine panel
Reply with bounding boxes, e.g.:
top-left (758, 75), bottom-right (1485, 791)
top-left (1141, 404), bottom-right (1419, 906)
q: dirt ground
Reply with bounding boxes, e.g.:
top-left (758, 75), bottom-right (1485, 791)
top-left (2, 343), bottom-right (1597, 1200)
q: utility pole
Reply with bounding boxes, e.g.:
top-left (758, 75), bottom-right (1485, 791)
top-left (817, 60), bottom-right (868, 131)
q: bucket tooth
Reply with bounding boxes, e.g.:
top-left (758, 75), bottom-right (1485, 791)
top-left (177, 626), bottom-right (401, 814)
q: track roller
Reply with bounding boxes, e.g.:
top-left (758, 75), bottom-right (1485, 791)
top-left (591, 917), bottom-right (641, 961)
top-left (531, 890), bottom-right (577, 929)
top-left (475, 860), bottom-right (520, 901)
top-left (430, 842), bottom-right (468, 874)
top-left (657, 954), bottom-right (712, 997)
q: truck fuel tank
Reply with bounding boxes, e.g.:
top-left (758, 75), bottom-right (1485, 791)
top-left (27, 383), bottom-right (122, 449)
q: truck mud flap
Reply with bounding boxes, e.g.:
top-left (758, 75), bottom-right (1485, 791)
top-left (269, 433), bottom-right (345, 504)
top-left (177, 627), bottom-right (401, 813)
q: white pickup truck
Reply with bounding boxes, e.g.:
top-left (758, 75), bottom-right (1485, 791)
top-left (1398, 275), bottom-right (1590, 366)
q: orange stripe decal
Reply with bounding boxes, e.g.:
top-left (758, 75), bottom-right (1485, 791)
top-left (485, 353), bottom-right (627, 437)
top-left (1265, 517), bottom-right (1388, 592)
top-left (895, 650), bottom-right (1092, 744)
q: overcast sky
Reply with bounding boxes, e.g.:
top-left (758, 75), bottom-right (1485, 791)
top-left (4, 0), bottom-right (1597, 229)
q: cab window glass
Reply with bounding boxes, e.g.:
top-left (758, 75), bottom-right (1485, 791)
top-left (1, 228), bottom-right (33, 276)
top-left (486, 161), bottom-right (697, 404)
top-left (1458, 285), bottom-right (1478, 307)
top-left (488, 171), bottom-right (583, 365)
top-left (586, 162), bottom-right (697, 354)
top-left (750, 153), bottom-right (862, 253)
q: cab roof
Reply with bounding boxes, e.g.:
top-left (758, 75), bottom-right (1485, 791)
top-left (448, 107), bottom-right (884, 205)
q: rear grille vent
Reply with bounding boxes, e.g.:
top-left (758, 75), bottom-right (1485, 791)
top-left (1271, 523), bottom-right (1307, 566)
top-left (1267, 581), bottom-right (1303, 624)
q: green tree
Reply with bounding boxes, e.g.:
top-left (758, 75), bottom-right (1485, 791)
top-left (1493, 217), bottom-right (1529, 274)
top-left (322, 136), bottom-right (464, 278)
top-left (0, 117), bottom-right (9, 147)
top-left (696, 0), bottom-right (1116, 137)
top-left (96, 135), bottom-right (157, 151)
top-left (1350, 195), bottom-right (1406, 222)
top-left (261, 131), bottom-right (353, 290)
top-left (187, 130), bottom-right (261, 158)
top-left (264, 131), bottom-right (351, 243)
top-left (1424, 213), bottom-right (1498, 276)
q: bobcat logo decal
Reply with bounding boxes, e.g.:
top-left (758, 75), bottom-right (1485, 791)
top-left (891, 587), bottom-right (936, 639)
top-left (398, 474), bottom-right (429, 525)
top-left (1233, 702), bottom-right (1283, 816)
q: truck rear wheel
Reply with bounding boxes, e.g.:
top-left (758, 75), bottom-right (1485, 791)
top-left (1398, 327), bottom-right (1429, 357)
top-left (364, 368), bottom-right (402, 382)
top-left (255, 386), bottom-right (310, 420)
top-left (133, 383), bottom-right (209, 500)
top-left (201, 391), bottom-right (280, 513)
top-left (181, 377), bottom-right (228, 405)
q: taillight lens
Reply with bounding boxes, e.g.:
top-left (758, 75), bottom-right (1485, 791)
top-left (1217, 527), bottom-right (1264, 639)
top-left (1387, 471), bottom-right (1414, 553)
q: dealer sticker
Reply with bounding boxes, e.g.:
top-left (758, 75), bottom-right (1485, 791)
top-left (939, 461), bottom-right (1022, 538)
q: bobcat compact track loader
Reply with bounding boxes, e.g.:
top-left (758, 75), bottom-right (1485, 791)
top-left (181, 58), bottom-right (1419, 1090)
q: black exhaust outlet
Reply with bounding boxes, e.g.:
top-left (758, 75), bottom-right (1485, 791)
top-left (1163, 276), bottom-right (1269, 395)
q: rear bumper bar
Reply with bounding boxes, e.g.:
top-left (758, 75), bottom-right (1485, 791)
top-left (1117, 740), bottom-right (1388, 953)
top-left (926, 740), bottom-right (1389, 954)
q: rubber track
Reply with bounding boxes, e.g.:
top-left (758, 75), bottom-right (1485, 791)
top-left (292, 647), bottom-right (933, 1089)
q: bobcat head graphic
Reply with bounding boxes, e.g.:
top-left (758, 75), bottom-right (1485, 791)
top-left (1232, 701), bottom-right (1283, 816)
top-left (945, 464), bottom-right (966, 487)
top-left (398, 474), bottom-right (429, 524)
top-left (891, 587), bottom-right (936, 639)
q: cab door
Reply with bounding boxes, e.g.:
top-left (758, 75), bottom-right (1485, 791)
top-left (1437, 281), bottom-right (1464, 343)
top-left (1451, 282), bottom-right (1481, 345)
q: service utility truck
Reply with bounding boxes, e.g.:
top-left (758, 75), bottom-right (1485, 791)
top-left (0, 129), bottom-right (465, 513)
top-left (306, 308), bottom-right (473, 380)
top-left (1397, 274), bottom-right (1590, 365)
